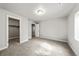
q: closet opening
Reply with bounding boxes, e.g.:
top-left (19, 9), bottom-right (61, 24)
top-left (8, 17), bottom-right (20, 46)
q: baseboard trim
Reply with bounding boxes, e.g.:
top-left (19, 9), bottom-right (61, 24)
top-left (20, 39), bottom-right (29, 44)
top-left (68, 42), bottom-right (77, 56)
top-left (0, 46), bottom-right (8, 51)
top-left (40, 37), bottom-right (67, 43)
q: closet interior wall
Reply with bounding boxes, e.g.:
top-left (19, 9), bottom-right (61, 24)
top-left (8, 17), bottom-right (20, 42)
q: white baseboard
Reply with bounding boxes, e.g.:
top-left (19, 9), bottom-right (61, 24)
top-left (0, 46), bottom-right (8, 51)
top-left (40, 37), bottom-right (67, 43)
top-left (68, 42), bottom-right (77, 56)
top-left (20, 39), bottom-right (29, 44)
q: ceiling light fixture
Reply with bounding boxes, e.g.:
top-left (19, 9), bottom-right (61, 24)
top-left (35, 8), bottom-right (46, 16)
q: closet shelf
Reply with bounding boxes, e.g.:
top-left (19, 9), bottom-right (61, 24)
top-left (9, 25), bottom-right (19, 28)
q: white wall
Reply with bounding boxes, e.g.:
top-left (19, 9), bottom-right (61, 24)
top-left (28, 20), bottom-right (32, 39)
top-left (68, 4), bottom-right (79, 56)
top-left (0, 8), bottom-right (29, 50)
top-left (20, 17), bottom-right (28, 43)
top-left (39, 18), bottom-right (67, 42)
top-left (0, 9), bottom-right (8, 50)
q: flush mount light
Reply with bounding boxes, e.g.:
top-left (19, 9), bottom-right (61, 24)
top-left (35, 8), bottom-right (46, 16)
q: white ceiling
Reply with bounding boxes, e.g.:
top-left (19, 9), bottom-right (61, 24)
top-left (0, 3), bottom-right (76, 21)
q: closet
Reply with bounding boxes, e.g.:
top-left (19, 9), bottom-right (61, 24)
top-left (8, 17), bottom-right (20, 43)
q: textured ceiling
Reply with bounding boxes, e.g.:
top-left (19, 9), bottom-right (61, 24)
top-left (0, 3), bottom-right (76, 21)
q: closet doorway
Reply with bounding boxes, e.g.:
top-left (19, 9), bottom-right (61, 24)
top-left (8, 17), bottom-right (20, 46)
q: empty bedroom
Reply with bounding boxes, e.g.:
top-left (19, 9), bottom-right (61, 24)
top-left (0, 3), bottom-right (79, 56)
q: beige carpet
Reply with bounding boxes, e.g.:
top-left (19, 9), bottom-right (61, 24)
top-left (0, 38), bottom-right (75, 56)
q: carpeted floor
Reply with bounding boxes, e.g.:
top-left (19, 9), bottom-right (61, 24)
top-left (0, 38), bottom-right (75, 56)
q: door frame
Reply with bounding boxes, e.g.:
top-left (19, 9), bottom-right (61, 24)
top-left (7, 15), bottom-right (21, 47)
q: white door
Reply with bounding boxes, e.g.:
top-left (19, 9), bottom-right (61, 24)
top-left (35, 24), bottom-right (39, 37)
